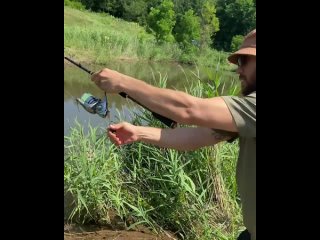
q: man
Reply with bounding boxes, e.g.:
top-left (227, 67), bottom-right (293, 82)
top-left (91, 29), bottom-right (256, 240)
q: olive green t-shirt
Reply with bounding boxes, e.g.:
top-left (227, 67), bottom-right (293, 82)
top-left (221, 92), bottom-right (256, 240)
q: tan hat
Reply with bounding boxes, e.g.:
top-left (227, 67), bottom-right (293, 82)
top-left (228, 29), bottom-right (256, 65)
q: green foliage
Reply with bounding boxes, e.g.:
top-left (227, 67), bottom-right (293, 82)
top-left (122, 0), bottom-right (148, 25)
top-left (199, 0), bottom-right (219, 48)
top-left (64, 6), bottom-right (233, 69)
top-left (174, 10), bottom-right (201, 49)
top-left (65, 0), bottom-right (255, 55)
top-left (64, 0), bottom-right (85, 10)
top-left (173, 0), bottom-right (195, 14)
top-left (147, 0), bottom-right (176, 43)
top-left (214, 0), bottom-right (256, 51)
top-left (230, 35), bottom-right (244, 52)
top-left (80, 0), bottom-right (124, 17)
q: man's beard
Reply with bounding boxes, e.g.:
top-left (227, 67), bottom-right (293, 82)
top-left (240, 71), bottom-right (256, 96)
top-left (241, 80), bottom-right (256, 95)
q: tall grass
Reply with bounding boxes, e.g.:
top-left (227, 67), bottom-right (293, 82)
top-left (64, 7), bottom-right (182, 64)
top-left (64, 6), bottom-right (232, 70)
top-left (64, 69), bottom-right (243, 239)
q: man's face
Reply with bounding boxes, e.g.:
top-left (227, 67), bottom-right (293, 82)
top-left (236, 55), bottom-right (256, 95)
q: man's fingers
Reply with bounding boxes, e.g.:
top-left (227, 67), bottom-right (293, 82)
top-left (108, 131), bottom-right (121, 145)
top-left (91, 70), bottom-right (102, 82)
top-left (108, 123), bottom-right (124, 131)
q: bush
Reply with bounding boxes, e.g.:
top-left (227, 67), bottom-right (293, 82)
top-left (64, 0), bottom-right (85, 10)
top-left (230, 35), bottom-right (244, 52)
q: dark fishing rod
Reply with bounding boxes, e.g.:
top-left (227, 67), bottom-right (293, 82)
top-left (64, 56), bottom-right (94, 75)
top-left (64, 56), bottom-right (177, 128)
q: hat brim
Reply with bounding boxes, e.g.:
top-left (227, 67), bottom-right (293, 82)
top-left (228, 48), bottom-right (256, 65)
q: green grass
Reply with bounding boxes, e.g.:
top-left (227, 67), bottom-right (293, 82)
top-left (64, 6), bottom-right (182, 63)
top-left (64, 125), bottom-right (242, 239)
top-left (64, 6), bottom-right (233, 70)
top-left (64, 71), bottom-right (243, 239)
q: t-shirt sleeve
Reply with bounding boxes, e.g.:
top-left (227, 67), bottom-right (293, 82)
top-left (221, 92), bottom-right (256, 138)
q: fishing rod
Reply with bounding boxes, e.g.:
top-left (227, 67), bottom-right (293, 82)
top-left (64, 56), bottom-right (177, 128)
top-left (64, 56), bottom-right (94, 75)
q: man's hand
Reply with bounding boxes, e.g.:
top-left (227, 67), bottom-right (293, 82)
top-left (107, 123), bottom-right (229, 151)
top-left (91, 68), bottom-right (125, 93)
top-left (107, 122), bottom-right (139, 146)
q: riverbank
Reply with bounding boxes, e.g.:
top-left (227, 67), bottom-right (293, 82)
top-left (64, 6), bottom-right (233, 71)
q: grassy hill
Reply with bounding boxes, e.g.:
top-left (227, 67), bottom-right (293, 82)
top-left (64, 6), bottom-right (231, 69)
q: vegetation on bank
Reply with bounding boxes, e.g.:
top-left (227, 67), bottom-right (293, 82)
top-left (64, 74), bottom-right (243, 239)
top-left (64, 6), bottom-right (232, 70)
top-left (64, 0), bottom-right (256, 53)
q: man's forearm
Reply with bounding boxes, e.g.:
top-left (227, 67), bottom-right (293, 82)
top-left (120, 76), bottom-right (197, 124)
top-left (119, 76), bottom-right (237, 132)
top-left (135, 126), bottom-right (222, 151)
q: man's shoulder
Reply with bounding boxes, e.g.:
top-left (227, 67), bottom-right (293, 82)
top-left (247, 91), bottom-right (256, 98)
top-left (221, 91), bottom-right (256, 102)
top-left (244, 91), bottom-right (256, 103)
top-left (221, 91), bottom-right (256, 138)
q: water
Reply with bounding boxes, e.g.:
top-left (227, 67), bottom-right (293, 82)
top-left (64, 60), bottom-right (237, 136)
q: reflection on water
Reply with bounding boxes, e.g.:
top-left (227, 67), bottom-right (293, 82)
top-left (64, 60), bottom-right (237, 136)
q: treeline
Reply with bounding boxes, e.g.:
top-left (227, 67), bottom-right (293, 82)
top-left (64, 0), bottom-right (255, 52)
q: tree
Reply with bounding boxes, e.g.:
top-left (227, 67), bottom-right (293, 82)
top-left (230, 35), bottom-right (244, 52)
top-left (199, 0), bottom-right (220, 49)
top-left (80, 0), bottom-right (124, 17)
top-left (173, 0), bottom-right (195, 14)
top-left (214, 0), bottom-right (256, 51)
top-left (122, 0), bottom-right (148, 25)
top-left (147, 0), bottom-right (176, 43)
top-left (174, 9), bottom-right (201, 49)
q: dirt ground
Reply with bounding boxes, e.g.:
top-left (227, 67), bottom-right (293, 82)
top-left (64, 195), bottom-right (177, 240)
top-left (64, 224), bottom-right (177, 240)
